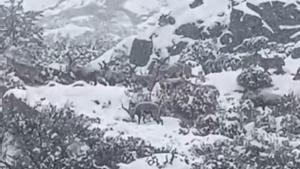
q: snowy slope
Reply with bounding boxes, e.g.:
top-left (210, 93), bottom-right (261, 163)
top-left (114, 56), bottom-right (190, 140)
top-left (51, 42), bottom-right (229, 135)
top-left (41, 0), bottom-right (173, 39)
top-left (5, 81), bottom-right (230, 167)
top-left (6, 55), bottom-right (300, 167)
top-left (4, 0), bottom-right (300, 168)
top-left (87, 0), bottom-right (231, 71)
top-left (87, 0), bottom-right (300, 72)
top-left (0, 0), bottom-right (172, 40)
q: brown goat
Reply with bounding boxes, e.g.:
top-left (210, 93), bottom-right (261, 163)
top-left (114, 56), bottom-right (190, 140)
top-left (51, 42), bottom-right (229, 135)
top-left (121, 101), bottom-right (164, 125)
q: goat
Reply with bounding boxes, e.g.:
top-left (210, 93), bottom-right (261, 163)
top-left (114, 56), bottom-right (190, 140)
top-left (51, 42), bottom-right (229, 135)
top-left (6, 58), bottom-right (45, 85)
top-left (242, 90), bottom-right (282, 110)
top-left (258, 56), bottom-right (285, 74)
top-left (160, 62), bottom-right (192, 79)
top-left (293, 67), bottom-right (300, 80)
top-left (121, 101), bottom-right (164, 125)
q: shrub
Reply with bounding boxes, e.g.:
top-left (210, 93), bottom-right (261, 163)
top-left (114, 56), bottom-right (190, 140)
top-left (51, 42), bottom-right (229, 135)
top-left (180, 40), bottom-right (217, 66)
top-left (202, 55), bottom-right (241, 74)
top-left (273, 93), bottom-right (300, 117)
top-left (190, 135), bottom-right (300, 169)
top-left (180, 40), bottom-right (241, 75)
top-left (235, 36), bottom-right (269, 53)
top-left (0, 94), bottom-right (159, 169)
top-left (158, 81), bottom-right (220, 127)
top-left (237, 67), bottom-right (273, 90)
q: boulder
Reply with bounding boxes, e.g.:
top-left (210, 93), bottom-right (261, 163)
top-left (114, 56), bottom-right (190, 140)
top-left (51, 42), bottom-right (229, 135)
top-left (158, 14), bottom-right (176, 27)
top-left (129, 38), bottom-right (153, 67)
top-left (225, 1), bottom-right (300, 51)
top-left (242, 90), bottom-right (282, 110)
top-left (189, 0), bottom-right (203, 9)
top-left (291, 47), bottom-right (300, 59)
top-left (0, 85), bottom-right (8, 98)
top-left (175, 23), bottom-right (204, 40)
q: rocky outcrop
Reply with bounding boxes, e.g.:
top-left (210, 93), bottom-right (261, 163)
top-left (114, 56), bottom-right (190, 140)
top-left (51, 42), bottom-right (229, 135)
top-left (175, 1), bottom-right (300, 52)
top-left (222, 1), bottom-right (300, 51)
top-left (292, 47), bottom-right (300, 59)
top-left (129, 38), bottom-right (153, 66)
top-left (175, 23), bottom-right (205, 40)
top-left (189, 0), bottom-right (203, 9)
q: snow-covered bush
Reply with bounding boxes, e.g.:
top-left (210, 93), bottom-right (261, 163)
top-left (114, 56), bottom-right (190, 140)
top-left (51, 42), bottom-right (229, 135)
top-left (0, 95), bottom-right (159, 169)
top-left (158, 81), bottom-right (220, 127)
top-left (202, 55), bottom-right (241, 74)
top-left (44, 37), bottom-right (111, 70)
top-left (237, 67), bottom-right (273, 91)
top-left (195, 106), bottom-right (246, 138)
top-left (239, 53), bottom-right (261, 69)
top-left (190, 135), bottom-right (300, 169)
top-left (180, 40), bottom-right (218, 66)
top-left (0, 0), bottom-right (44, 61)
top-left (180, 40), bottom-right (241, 74)
top-left (235, 36), bottom-right (269, 53)
top-left (273, 93), bottom-right (300, 117)
top-left (272, 93), bottom-right (300, 136)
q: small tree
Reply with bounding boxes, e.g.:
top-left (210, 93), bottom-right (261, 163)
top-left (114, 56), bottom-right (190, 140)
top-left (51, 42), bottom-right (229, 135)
top-left (180, 40), bottom-right (217, 66)
top-left (237, 67), bottom-right (273, 91)
top-left (0, 0), bottom-right (44, 61)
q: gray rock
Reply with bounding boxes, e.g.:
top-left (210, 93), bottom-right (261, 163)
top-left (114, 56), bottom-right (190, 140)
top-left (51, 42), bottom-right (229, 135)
top-left (292, 47), bottom-right (300, 59)
top-left (129, 38), bottom-right (153, 67)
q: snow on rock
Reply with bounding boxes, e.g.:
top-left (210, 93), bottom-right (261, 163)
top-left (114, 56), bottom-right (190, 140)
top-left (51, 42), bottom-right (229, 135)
top-left (88, 0), bottom-right (231, 72)
top-left (247, 0), bottom-right (300, 7)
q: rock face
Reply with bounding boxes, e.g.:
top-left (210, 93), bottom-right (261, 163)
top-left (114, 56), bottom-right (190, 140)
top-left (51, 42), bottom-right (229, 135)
top-left (189, 0), bottom-right (203, 9)
top-left (292, 47), bottom-right (300, 59)
top-left (175, 1), bottom-right (300, 52)
top-left (129, 38), bottom-right (153, 67)
top-left (223, 1), bottom-right (300, 51)
top-left (90, 0), bottom-right (300, 75)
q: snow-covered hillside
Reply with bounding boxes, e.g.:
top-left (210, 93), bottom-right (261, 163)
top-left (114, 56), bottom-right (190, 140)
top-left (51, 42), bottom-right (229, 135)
top-left (7, 0), bottom-right (174, 40)
top-left (3, 0), bottom-right (300, 168)
top-left (87, 0), bottom-right (300, 72)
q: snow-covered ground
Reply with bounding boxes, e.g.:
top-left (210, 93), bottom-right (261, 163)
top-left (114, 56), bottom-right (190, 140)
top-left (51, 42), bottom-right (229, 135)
top-left (6, 54), bottom-right (300, 167)
top-left (3, 0), bottom-right (300, 167)
top-left (5, 81), bottom-right (229, 153)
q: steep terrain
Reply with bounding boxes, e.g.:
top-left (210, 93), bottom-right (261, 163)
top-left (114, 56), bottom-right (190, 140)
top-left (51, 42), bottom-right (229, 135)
top-left (4, 0), bottom-right (300, 168)
top-left (88, 0), bottom-right (300, 70)
top-left (11, 0), bottom-right (170, 40)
